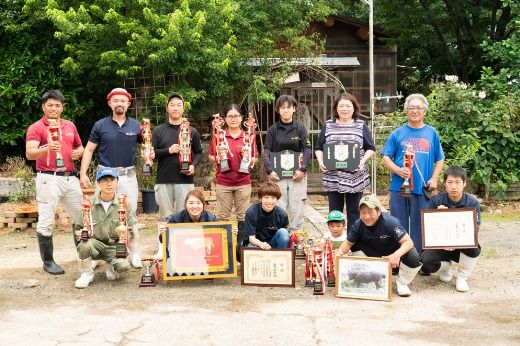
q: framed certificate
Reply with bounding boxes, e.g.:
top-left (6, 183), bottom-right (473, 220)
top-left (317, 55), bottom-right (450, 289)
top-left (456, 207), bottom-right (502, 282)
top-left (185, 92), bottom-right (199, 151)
top-left (421, 208), bottom-right (478, 249)
top-left (323, 142), bottom-right (360, 171)
top-left (335, 256), bottom-right (392, 301)
top-left (241, 248), bottom-right (295, 287)
top-left (270, 150), bottom-right (301, 178)
top-left (162, 221), bottom-right (237, 280)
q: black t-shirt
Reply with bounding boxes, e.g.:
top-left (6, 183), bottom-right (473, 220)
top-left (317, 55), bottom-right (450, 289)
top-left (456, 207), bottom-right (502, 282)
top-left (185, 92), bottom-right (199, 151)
top-left (244, 203), bottom-right (289, 242)
top-left (348, 212), bottom-right (407, 256)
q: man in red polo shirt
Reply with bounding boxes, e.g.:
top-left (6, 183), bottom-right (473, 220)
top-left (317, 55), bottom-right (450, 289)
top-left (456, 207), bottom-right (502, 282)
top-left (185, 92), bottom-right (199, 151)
top-left (26, 90), bottom-right (84, 275)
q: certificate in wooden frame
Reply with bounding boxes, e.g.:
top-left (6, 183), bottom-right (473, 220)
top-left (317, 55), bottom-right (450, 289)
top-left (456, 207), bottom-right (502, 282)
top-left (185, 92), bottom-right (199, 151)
top-left (335, 256), bottom-right (392, 301)
top-left (162, 221), bottom-right (237, 281)
top-left (421, 208), bottom-right (478, 249)
top-left (240, 248), bottom-right (295, 287)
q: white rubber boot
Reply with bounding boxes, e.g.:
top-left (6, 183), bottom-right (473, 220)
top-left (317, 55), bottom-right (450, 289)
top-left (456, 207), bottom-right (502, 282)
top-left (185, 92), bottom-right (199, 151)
top-left (456, 254), bottom-right (479, 292)
top-left (91, 260), bottom-right (101, 270)
top-left (153, 245), bottom-right (163, 261)
top-left (438, 261), bottom-right (453, 282)
top-left (75, 258), bottom-right (94, 289)
top-left (129, 239), bottom-right (143, 268)
top-left (396, 263), bottom-right (421, 297)
top-left (105, 262), bottom-right (120, 281)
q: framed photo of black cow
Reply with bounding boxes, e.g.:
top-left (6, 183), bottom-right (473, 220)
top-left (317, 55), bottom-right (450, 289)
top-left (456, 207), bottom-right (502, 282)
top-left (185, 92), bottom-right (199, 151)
top-left (335, 256), bottom-right (392, 301)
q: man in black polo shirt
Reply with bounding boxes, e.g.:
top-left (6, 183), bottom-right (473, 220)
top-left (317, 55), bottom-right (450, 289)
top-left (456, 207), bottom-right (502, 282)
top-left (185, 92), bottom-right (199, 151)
top-left (151, 92), bottom-right (202, 259)
top-left (79, 87), bottom-right (145, 268)
top-left (336, 195), bottom-right (422, 297)
top-left (421, 166), bottom-right (481, 292)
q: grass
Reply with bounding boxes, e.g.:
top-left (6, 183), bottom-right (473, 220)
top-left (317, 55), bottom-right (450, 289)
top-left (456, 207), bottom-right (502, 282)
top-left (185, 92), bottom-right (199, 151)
top-left (481, 214), bottom-right (520, 222)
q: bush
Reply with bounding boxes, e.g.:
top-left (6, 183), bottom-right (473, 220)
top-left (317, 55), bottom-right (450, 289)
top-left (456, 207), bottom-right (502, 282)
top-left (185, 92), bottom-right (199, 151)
top-left (0, 156), bottom-right (35, 203)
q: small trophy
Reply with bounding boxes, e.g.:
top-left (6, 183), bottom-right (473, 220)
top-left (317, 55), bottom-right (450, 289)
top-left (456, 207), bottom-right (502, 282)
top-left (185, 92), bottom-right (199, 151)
top-left (400, 143), bottom-right (415, 197)
top-left (115, 194), bottom-right (128, 258)
top-left (140, 118), bottom-right (153, 176)
top-left (211, 114), bottom-right (230, 172)
top-left (290, 230), bottom-right (307, 259)
top-left (139, 259), bottom-right (157, 287)
top-left (239, 113), bottom-right (257, 173)
top-left (178, 118), bottom-right (192, 174)
top-left (80, 193), bottom-right (94, 242)
top-left (47, 119), bottom-right (65, 170)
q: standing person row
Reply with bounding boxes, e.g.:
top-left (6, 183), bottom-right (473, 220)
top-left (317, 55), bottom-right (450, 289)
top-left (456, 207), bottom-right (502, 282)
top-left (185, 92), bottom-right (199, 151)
top-left (209, 104), bottom-right (258, 251)
top-left (25, 90), bottom-right (84, 274)
top-left (263, 95), bottom-right (312, 233)
top-left (79, 88), bottom-right (146, 268)
top-left (382, 93), bottom-right (444, 253)
top-left (315, 93), bottom-right (376, 232)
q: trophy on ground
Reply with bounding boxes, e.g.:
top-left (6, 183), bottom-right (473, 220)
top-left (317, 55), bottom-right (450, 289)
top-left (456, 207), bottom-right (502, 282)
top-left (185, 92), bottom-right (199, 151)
top-left (289, 230), bottom-right (307, 259)
top-left (139, 258), bottom-right (158, 287)
top-left (304, 237), bottom-right (335, 294)
top-left (239, 113), bottom-right (257, 173)
top-left (80, 192), bottom-right (94, 242)
top-left (211, 114), bottom-right (230, 172)
top-left (47, 119), bottom-right (65, 170)
top-left (115, 194), bottom-right (128, 258)
top-left (178, 118), bottom-right (192, 174)
top-left (400, 143), bottom-right (415, 197)
top-left (140, 118), bottom-right (154, 176)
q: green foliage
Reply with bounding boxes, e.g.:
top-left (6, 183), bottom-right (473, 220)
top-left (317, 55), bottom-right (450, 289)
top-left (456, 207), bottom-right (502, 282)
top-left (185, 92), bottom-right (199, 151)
top-left (0, 157), bottom-right (35, 203)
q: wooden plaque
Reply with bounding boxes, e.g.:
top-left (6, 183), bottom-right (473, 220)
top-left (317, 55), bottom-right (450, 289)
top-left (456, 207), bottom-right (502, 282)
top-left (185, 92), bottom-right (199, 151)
top-left (323, 142), bottom-right (360, 171)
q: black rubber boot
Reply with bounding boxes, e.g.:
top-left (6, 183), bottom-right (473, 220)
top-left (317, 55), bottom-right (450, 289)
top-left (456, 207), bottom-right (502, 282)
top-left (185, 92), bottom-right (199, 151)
top-left (37, 233), bottom-right (65, 275)
top-left (236, 221), bottom-right (245, 263)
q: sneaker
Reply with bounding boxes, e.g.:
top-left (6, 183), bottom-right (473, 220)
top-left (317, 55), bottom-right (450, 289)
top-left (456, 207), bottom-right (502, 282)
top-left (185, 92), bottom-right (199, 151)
top-left (105, 263), bottom-right (120, 281)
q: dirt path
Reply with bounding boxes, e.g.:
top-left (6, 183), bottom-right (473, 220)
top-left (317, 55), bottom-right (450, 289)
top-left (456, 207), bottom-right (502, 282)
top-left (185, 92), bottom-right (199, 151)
top-left (0, 218), bottom-right (519, 345)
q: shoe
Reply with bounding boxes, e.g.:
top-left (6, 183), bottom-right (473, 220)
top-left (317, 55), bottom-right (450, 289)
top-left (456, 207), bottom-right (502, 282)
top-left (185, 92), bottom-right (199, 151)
top-left (105, 262), bottom-right (120, 281)
top-left (37, 233), bottom-right (65, 275)
top-left (456, 254), bottom-right (479, 292)
top-left (75, 258), bottom-right (94, 289)
top-left (396, 263), bottom-right (421, 297)
top-left (438, 261), bottom-right (453, 282)
top-left (91, 260), bottom-right (101, 270)
top-left (153, 246), bottom-right (163, 261)
top-left (128, 240), bottom-right (143, 268)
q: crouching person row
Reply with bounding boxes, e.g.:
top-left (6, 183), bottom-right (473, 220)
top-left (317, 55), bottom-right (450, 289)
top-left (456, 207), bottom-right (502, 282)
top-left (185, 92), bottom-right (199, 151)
top-left (336, 195), bottom-right (421, 297)
top-left (73, 168), bottom-right (135, 288)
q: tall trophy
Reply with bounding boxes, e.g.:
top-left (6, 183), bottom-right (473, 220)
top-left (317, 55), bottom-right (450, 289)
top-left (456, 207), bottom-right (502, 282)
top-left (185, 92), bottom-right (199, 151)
top-left (80, 193), bottom-right (94, 242)
top-left (239, 113), bottom-right (257, 173)
top-left (139, 258), bottom-right (158, 287)
top-left (47, 119), bottom-right (65, 170)
top-left (400, 143), bottom-right (415, 197)
top-left (211, 114), bottom-right (230, 172)
top-left (311, 245), bottom-right (325, 295)
top-left (178, 118), bottom-right (192, 174)
top-left (140, 118), bottom-right (154, 176)
top-left (115, 194), bottom-right (128, 258)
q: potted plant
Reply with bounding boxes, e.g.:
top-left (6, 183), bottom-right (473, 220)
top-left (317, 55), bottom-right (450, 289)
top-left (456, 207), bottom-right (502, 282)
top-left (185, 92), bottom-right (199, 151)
top-left (136, 154), bottom-right (159, 214)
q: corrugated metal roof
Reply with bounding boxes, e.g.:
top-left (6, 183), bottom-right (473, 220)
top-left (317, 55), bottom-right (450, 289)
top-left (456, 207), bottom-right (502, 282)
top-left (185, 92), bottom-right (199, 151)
top-left (247, 57), bottom-right (360, 67)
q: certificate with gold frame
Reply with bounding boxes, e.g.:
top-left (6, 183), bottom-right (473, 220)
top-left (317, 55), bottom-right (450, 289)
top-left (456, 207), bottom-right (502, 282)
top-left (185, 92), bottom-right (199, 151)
top-left (162, 221), bottom-right (237, 281)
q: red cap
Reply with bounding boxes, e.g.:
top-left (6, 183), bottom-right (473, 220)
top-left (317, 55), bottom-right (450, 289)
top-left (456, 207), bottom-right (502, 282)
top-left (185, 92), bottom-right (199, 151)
top-left (107, 88), bottom-right (132, 102)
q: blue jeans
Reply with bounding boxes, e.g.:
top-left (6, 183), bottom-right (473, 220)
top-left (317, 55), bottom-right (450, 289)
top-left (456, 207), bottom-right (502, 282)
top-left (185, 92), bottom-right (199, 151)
top-left (390, 191), bottom-right (430, 253)
top-left (268, 228), bottom-right (290, 249)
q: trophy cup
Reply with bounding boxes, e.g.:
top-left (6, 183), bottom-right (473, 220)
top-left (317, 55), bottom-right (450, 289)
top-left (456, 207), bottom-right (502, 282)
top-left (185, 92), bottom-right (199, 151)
top-left (400, 144), bottom-right (415, 197)
top-left (312, 246), bottom-right (325, 295)
top-left (140, 118), bottom-right (153, 176)
top-left (80, 193), bottom-right (94, 242)
top-left (139, 258), bottom-right (157, 287)
top-left (115, 194), bottom-right (128, 258)
top-left (211, 114), bottom-right (230, 172)
top-left (178, 118), bottom-right (192, 174)
top-left (47, 119), bottom-right (65, 170)
top-left (290, 230), bottom-right (307, 259)
top-left (239, 113), bottom-right (257, 173)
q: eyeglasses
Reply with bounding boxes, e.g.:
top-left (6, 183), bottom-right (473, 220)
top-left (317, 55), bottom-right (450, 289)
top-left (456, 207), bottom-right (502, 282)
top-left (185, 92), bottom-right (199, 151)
top-left (407, 106), bottom-right (425, 111)
top-left (226, 114), bottom-right (242, 119)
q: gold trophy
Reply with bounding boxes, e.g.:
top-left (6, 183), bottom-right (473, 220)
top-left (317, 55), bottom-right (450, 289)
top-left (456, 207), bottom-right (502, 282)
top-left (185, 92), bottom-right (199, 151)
top-left (312, 245), bottom-right (325, 295)
top-left (139, 258), bottom-right (158, 287)
top-left (47, 119), bottom-right (65, 170)
top-left (115, 194), bottom-right (128, 258)
top-left (400, 143), bottom-right (415, 197)
top-left (239, 113), bottom-right (256, 173)
top-left (140, 118), bottom-right (153, 176)
top-left (80, 193), bottom-right (94, 242)
top-left (178, 118), bottom-right (192, 174)
top-left (211, 114), bottom-right (230, 172)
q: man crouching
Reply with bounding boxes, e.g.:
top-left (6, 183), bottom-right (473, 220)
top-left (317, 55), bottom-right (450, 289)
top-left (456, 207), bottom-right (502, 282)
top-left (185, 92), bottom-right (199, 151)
top-left (74, 168), bottom-right (132, 288)
top-left (336, 195), bottom-right (422, 297)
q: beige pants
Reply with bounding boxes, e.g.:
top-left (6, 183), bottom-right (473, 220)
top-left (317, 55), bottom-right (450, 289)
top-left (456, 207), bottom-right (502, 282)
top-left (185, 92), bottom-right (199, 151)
top-left (215, 184), bottom-right (251, 221)
top-left (276, 176), bottom-right (307, 232)
top-left (154, 183), bottom-right (194, 221)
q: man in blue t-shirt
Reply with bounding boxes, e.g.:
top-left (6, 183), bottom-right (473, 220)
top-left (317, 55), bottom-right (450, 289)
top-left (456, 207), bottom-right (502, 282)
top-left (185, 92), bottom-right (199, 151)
top-left (336, 195), bottom-right (422, 297)
top-left (382, 94), bottom-right (444, 253)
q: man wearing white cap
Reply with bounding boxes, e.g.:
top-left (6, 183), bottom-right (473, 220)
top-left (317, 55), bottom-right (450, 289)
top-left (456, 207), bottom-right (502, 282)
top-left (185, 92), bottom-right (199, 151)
top-left (336, 195), bottom-right (422, 297)
top-left (79, 87), bottom-right (147, 268)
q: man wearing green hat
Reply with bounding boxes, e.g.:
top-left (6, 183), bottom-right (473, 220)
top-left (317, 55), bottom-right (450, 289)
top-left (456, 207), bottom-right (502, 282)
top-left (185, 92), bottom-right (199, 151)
top-left (323, 210), bottom-right (347, 251)
top-left (336, 194), bottom-right (422, 297)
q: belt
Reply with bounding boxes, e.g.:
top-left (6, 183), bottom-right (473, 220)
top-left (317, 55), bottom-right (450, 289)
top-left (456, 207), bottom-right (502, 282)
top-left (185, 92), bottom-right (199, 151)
top-left (38, 171), bottom-right (76, 177)
top-left (99, 166), bottom-right (135, 176)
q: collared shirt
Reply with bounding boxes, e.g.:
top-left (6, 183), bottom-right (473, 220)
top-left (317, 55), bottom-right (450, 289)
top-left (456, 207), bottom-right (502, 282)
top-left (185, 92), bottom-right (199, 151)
top-left (209, 129), bottom-right (258, 186)
top-left (152, 121), bottom-right (202, 184)
top-left (263, 120), bottom-right (312, 173)
top-left (429, 192), bottom-right (481, 231)
top-left (74, 193), bottom-right (135, 245)
top-left (348, 212), bottom-right (407, 256)
top-left (244, 203), bottom-right (289, 242)
top-left (26, 116), bottom-right (82, 171)
top-left (88, 116), bottom-right (142, 167)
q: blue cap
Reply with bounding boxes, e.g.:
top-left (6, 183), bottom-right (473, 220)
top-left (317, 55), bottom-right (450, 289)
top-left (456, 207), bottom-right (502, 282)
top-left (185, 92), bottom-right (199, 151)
top-left (96, 167), bottom-right (118, 181)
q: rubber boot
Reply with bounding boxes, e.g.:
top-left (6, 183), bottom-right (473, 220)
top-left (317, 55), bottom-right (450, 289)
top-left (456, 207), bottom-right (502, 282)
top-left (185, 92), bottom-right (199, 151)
top-left (236, 221), bottom-right (245, 263)
top-left (75, 258), bottom-right (94, 289)
top-left (105, 262), bottom-right (120, 281)
top-left (396, 263), bottom-right (421, 297)
top-left (37, 233), bottom-right (65, 275)
top-left (153, 228), bottom-right (163, 260)
top-left (438, 261), bottom-right (453, 282)
top-left (128, 239), bottom-right (143, 268)
top-left (456, 254), bottom-right (479, 292)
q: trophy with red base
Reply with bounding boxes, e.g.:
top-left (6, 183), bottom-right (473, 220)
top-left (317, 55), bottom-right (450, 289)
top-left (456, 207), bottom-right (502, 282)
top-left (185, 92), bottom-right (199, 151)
top-left (80, 193), bottom-right (94, 242)
top-left (211, 114), bottom-right (230, 172)
top-left (47, 119), bottom-right (65, 170)
top-left (115, 194), bottom-right (128, 258)
top-left (323, 238), bottom-right (336, 287)
top-left (239, 113), bottom-right (257, 173)
top-left (140, 118), bottom-right (153, 176)
top-left (400, 143), bottom-right (415, 197)
top-left (178, 118), bottom-right (192, 174)
top-left (311, 245), bottom-right (325, 295)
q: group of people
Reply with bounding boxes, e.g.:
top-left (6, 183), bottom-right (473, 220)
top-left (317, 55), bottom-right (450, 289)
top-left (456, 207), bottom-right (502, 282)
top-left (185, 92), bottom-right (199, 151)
top-left (25, 88), bottom-right (480, 295)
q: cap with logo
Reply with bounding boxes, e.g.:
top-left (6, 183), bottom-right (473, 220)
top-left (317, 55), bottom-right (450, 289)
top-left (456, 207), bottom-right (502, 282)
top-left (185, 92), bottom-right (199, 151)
top-left (359, 194), bottom-right (383, 209)
top-left (96, 167), bottom-right (118, 181)
top-left (326, 210), bottom-right (345, 223)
